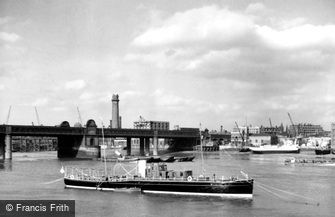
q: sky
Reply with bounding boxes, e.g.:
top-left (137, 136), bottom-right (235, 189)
top-left (1, 0), bottom-right (335, 131)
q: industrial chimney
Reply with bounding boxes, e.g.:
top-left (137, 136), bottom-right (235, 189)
top-left (111, 94), bottom-right (120, 128)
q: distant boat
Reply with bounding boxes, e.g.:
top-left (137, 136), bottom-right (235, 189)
top-left (146, 156), bottom-right (176, 163)
top-left (315, 149), bottom-right (331, 155)
top-left (249, 144), bottom-right (300, 154)
top-left (315, 138), bottom-right (331, 155)
top-left (175, 156), bottom-right (195, 162)
top-left (239, 147), bottom-right (250, 152)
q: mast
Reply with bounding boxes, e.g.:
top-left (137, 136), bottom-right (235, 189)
top-left (101, 121), bottom-right (107, 176)
top-left (199, 123), bottom-right (205, 176)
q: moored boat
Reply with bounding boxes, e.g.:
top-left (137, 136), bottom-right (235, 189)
top-left (250, 144), bottom-right (300, 154)
top-left (314, 138), bottom-right (331, 155)
top-left (315, 149), bottom-right (331, 155)
top-left (250, 137), bottom-right (300, 154)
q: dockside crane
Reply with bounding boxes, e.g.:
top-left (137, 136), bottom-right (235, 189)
top-left (287, 112), bottom-right (296, 137)
top-left (34, 106), bottom-right (41, 125)
top-left (269, 118), bottom-right (273, 128)
top-left (6, 105), bottom-right (11, 125)
top-left (77, 106), bottom-right (83, 126)
top-left (234, 121), bottom-right (245, 147)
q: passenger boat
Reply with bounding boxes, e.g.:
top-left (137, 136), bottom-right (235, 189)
top-left (249, 144), bottom-right (300, 154)
top-left (250, 138), bottom-right (300, 154)
top-left (63, 125), bottom-right (253, 198)
top-left (63, 160), bottom-right (253, 198)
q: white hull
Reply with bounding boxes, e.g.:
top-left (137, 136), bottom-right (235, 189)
top-left (250, 145), bottom-right (300, 154)
top-left (142, 190), bottom-right (253, 199)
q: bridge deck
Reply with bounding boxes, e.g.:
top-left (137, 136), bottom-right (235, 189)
top-left (0, 125), bottom-right (199, 138)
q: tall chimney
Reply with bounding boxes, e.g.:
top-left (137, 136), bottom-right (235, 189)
top-left (111, 94), bottom-right (120, 128)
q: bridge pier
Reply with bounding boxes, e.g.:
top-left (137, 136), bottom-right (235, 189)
top-left (0, 135), bottom-right (4, 161)
top-left (144, 137), bottom-right (150, 156)
top-left (126, 137), bottom-right (131, 156)
top-left (153, 131), bottom-right (158, 156)
top-left (5, 134), bottom-right (12, 160)
top-left (57, 135), bottom-right (84, 158)
top-left (139, 137), bottom-right (144, 156)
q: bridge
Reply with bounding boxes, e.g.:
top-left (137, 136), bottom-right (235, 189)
top-left (0, 121), bottom-right (200, 160)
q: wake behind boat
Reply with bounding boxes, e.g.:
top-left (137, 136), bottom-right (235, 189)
top-left (63, 160), bottom-right (253, 198)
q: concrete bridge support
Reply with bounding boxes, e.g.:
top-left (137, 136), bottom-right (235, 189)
top-left (126, 137), bottom-right (131, 156)
top-left (0, 135), bottom-right (5, 161)
top-left (57, 135), bottom-right (83, 158)
top-left (5, 135), bottom-right (12, 160)
top-left (153, 131), bottom-right (158, 156)
top-left (144, 137), bottom-right (150, 156)
top-left (139, 137), bottom-right (144, 156)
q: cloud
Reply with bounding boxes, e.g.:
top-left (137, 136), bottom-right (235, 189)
top-left (0, 17), bottom-right (11, 25)
top-left (0, 32), bottom-right (21, 42)
top-left (33, 98), bottom-right (49, 106)
top-left (150, 89), bottom-right (227, 114)
top-left (128, 5), bottom-right (335, 86)
top-left (65, 79), bottom-right (86, 90)
top-left (256, 24), bottom-right (335, 49)
top-left (132, 5), bottom-right (254, 49)
top-left (124, 4), bottom-right (335, 128)
top-left (245, 2), bottom-right (266, 14)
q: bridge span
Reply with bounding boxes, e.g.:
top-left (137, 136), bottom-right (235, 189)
top-left (0, 122), bottom-right (199, 160)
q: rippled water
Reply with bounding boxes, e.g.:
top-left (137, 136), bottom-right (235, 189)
top-left (1, 151), bottom-right (334, 217)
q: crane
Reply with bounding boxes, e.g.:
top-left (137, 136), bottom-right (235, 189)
top-left (234, 121), bottom-right (245, 147)
top-left (287, 112), bottom-right (296, 137)
top-left (77, 106), bottom-right (83, 126)
top-left (6, 105), bottom-right (11, 125)
top-left (269, 118), bottom-right (273, 128)
top-left (34, 106), bottom-right (41, 125)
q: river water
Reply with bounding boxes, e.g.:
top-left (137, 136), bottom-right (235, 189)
top-left (1, 151), bottom-right (334, 217)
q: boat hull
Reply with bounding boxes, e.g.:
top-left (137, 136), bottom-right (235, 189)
top-left (64, 178), bottom-right (253, 198)
top-left (250, 148), bottom-right (300, 154)
top-left (315, 149), bottom-right (331, 155)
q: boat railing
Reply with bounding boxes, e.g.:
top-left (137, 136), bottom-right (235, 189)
top-left (64, 166), bottom-right (251, 183)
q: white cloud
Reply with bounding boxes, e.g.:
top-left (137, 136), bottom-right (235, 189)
top-left (245, 2), bottom-right (266, 14)
top-left (32, 98), bottom-right (49, 106)
top-left (0, 32), bottom-right (20, 42)
top-left (132, 5), bottom-right (254, 48)
top-left (79, 92), bottom-right (94, 100)
top-left (256, 24), bottom-right (335, 49)
top-left (65, 79), bottom-right (86, 90)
